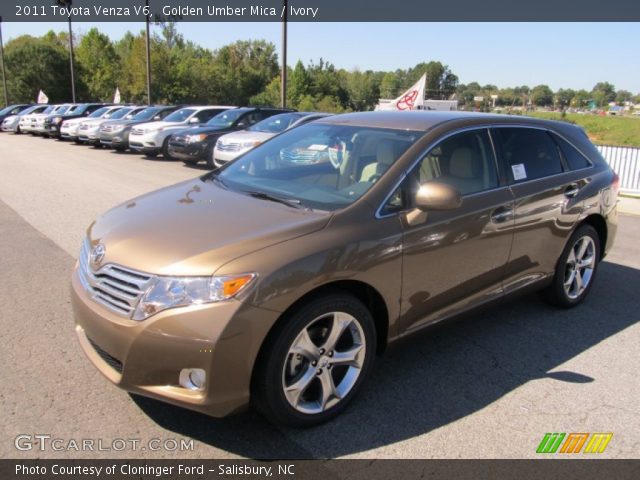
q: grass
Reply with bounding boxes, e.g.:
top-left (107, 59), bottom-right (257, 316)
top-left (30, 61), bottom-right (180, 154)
top-left (519, 112), bottom-right (640, 147)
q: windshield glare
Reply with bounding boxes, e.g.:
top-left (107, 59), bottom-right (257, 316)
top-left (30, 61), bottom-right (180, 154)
top-left (133, 107), bottom-right (161, 120)
top-left (89, 107), bottom-right (109, 118)
top-left (217, 124), bottom-right (421, 211)
top-left (206, 109), bottom-right (244, 127)
top-left (249, 113), bottom-right (303, 133)
top-left (164, 108), bottom-right (196, 122)
top-left (108, 108), bottom-right (133, 120)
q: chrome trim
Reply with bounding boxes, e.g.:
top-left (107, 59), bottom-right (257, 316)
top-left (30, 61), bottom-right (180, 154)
top-left (77, 239), bottom-right (155, 319)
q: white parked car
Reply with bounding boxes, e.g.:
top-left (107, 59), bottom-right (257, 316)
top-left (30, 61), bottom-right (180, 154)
top-left (128, 106), bottom-right (234, 158)
top-left (212, 112), bottom-right (330, 168)
top-left (61, 106), bottom-right (120, 141)
top-left (25, 104), bottom-right (69, 134)
top-left (1, 105), bottom-right (49, 133)
top-left (77, 106), bottom-right (145, 145)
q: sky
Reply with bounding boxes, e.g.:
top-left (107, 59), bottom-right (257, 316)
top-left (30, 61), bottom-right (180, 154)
top-left (3, 22), bottom-right (639, 93)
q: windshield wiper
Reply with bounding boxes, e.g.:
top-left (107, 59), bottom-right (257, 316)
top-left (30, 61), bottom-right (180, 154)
top-left (246, 191), bottom-right (304, 209)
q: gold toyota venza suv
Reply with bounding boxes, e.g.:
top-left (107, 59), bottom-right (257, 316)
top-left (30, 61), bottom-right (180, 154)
top-left (72, 111), bottom-right (618, 427)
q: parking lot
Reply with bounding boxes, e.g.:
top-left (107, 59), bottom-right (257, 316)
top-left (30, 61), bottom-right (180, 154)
top-left (1, 133), bottom-right (639, 459)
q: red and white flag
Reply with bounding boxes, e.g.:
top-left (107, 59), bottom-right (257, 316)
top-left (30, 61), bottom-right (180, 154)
top-left (377, 73), bottom-right (426, 111)
top-left (37, 90), bottom-right (49, 104)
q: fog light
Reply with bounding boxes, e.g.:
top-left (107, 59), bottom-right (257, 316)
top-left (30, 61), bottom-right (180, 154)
top-left (179, 368), bottom-right (206, 391)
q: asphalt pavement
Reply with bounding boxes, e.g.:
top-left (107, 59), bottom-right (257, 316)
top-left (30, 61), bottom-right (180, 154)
top-left (1, 133), bottom-right (638, 459)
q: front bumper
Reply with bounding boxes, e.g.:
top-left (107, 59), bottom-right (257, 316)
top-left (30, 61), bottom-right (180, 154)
top-left (129, 132), bottom-right (161, 153)
top-left (99, 130), bottom-right (129, 148)
top-left (78, 127), bottom-right (101, 143)
top-left (43, 124), bottom-right (62, 137)
top-left (168, 141), bottom-right (207, 161)
top-left (71, 267), bottom-right (278, 417)
top-left (60, 125), bottom-right (80, 139)
top-left (1, 120), bottom-right (19, 132)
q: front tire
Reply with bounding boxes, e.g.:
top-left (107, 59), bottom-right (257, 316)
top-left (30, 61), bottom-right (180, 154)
top-left (161, 137), bottom-right (175, 160)
top-left (544, 224), bottom-right (600, 308)
top-left (252, 294), bottom-right (376, 427)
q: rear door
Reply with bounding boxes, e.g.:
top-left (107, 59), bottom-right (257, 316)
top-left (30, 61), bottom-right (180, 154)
top-left (492, 127), bottom-right (584, 294)
top-left (395, 128), bottom-right (515, 333)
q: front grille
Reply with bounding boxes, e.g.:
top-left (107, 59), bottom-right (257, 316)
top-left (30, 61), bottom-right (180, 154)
top-left (169, 135), bottom-right (187, 146)
top-left (88, 337), bottom-right (123, 373)
top-left (131, 127), bottom-right (145, 135)
top-left (78, 239), bottom-right (155, 318)
top-left (79, 124), bottom-right (89, 130)
top-left (217, 142), bottom-right (242, 152)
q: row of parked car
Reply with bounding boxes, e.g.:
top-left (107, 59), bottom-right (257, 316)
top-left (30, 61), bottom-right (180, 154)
top-left (1, 102), bottom-right (330, 168)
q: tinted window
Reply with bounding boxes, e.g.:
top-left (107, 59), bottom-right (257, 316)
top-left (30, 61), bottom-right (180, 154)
top-left (497, 128), bottom-right (564, 182)
top-left (249, 113), bottom-right (303, 133)
top-left (197, 108), bottom-right (229, 123)
top-left (552, 134), bottom-right (591, 170)
top-left (416, 129), bottom-right (498, 196)
top-left (206, 109), bottom-right (245, 127)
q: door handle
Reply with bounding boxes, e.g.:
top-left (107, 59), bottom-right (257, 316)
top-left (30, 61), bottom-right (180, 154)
top-left (491, 206), bottom-right (513, 223)
top-left (564, 183), bottom-right (580, 198)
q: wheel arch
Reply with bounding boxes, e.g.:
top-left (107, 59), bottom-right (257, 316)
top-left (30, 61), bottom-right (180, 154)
top-left (579, 214), bottom-right (607, 259)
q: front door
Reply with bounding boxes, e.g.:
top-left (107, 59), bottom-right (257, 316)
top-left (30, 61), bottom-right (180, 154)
top-left (396, 128), bottom-right (515, 333)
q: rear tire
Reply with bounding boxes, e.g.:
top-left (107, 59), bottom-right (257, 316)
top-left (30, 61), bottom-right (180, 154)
top-left (543, 224), bottom-right (600, 308)
top-left (252, 294), bottom-right (376, 427)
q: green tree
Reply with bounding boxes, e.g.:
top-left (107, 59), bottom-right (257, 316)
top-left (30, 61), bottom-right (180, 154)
top-left (75, 28), bottom-right (120, 101)
top-left (591, 82), bottom-right (616, 107)
top-left (3, 33), bottom-right (75, 103)
top-left (556, 88), bottom-right (576, 108)
top-left (379, 72), bottom-right (399, 99)
top-left (289, 61), bottom-right (311, 107)
top-left (345, 69), bottom-right (379, 111)
top-left (530, 84), bottom-right (553, 107)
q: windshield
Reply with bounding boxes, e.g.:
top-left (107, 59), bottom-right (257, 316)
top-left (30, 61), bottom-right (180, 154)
top-left (54, 105), bottom-right (70, 114)
top-left (89, 107), bottom-right (109, 118)
top-left (41, 106), bottom-right (54, 114)
top-left (107, 108), bottom-right (133, 120)
top-left (19, 105), bottom-right (41, 115)
top-left (164, 108), bottom-right (196, 122)
top-left (0, 105), bottom-right (15, 115)
top-left (67, 105), bottom-right (80, 114)
top-left (206, 109), bottom-right (245, 128)
top-left (216, 123), bottom-right (421, 211)
top-left (249, 113), bottom-right (303, 133)
top-left (132, 107), bottom-right (161, 120)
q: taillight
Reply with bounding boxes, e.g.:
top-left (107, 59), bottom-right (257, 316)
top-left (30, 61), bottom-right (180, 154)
top-left (611, 171), bottom-right (620, 195)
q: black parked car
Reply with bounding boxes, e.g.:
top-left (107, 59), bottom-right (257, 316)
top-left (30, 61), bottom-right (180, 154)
top-left (0, 104), bottom-right (32, 124)
top-left (43, 103), bottom-right (108, 138)
top-left (168, 107), bottom-right (295, 167)
top-left (99, 105), bottom-right (181, 151)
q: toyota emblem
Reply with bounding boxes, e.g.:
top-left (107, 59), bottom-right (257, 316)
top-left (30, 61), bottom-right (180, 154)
top-left (90, 243), bottom-right (106, 266)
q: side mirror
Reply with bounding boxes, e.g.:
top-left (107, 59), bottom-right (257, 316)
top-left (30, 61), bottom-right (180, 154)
top-left (415, 182), bottom-right (462, 211)
top-left (236, 122), bottom-right (246, 128)
top-left (189, 117), bottom-right (200, 124)
top-left (153, 115), bottom-right (161, 121)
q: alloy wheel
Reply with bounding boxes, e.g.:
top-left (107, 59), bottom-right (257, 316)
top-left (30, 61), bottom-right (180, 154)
top-left (563, 235), bottom-right (596, 300)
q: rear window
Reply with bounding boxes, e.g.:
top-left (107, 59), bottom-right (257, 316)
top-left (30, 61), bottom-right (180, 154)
top-left (496, 128), bottom-right (564, 182)
top-left (552, 134), bottom-right (592, 170)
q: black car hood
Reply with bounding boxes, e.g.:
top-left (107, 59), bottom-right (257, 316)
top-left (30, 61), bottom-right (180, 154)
top-left (179, 125), bottom-right (236, 136)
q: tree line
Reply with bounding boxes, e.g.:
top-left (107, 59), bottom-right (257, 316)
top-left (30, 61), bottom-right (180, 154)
top-left (1, 26), bottom-right (638, 112)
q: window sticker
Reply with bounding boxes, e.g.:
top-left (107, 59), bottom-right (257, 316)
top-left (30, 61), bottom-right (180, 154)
top-left (307, 144), bottom-right (328, 151)
top-left (512, 163), bottom-right (527, 181)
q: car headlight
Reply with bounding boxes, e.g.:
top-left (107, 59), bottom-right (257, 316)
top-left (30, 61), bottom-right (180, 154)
top-left (241, 140), bottom-right (262, 148)
top-left (52, 117), bottom-right (62, 124)
top-left (132, 273), bottom-right (256, 321)
top-left (110, 124), bottom-right (125, 131)
top-left (186, 133), bottom-right (208, 143)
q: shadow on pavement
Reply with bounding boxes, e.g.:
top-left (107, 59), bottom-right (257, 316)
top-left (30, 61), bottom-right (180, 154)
top-left (133, 259), bottom-right (639, 458)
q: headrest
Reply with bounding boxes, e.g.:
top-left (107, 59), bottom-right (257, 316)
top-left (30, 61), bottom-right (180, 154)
top-left (449, 147), bottom-right (480, 179)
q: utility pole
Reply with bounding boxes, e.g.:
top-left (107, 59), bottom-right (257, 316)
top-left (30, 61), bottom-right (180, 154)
top-left (280, 0), bottom-right (287, 108)
top-left (0, 16), bottom-right (8, 106)
top-left (145, 0), bottom-right (152, 105)
top-left (68, 13), bottom-right (76, 102)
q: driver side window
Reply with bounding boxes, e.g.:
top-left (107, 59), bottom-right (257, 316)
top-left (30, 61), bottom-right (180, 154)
top-left (380, 129), bottom-right (499, 216)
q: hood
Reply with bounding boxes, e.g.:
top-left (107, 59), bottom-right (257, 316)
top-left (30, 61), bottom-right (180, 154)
top-left (87, 177), bottom-right (331, 276)
top-left (218, 130), bottom-right (275, 145)
top-left (183, 125), bottom-right (234, 136)
top-left (62, 117), bottom-right (88, 126)
top-left (135, 120), bottom-right (184, 132)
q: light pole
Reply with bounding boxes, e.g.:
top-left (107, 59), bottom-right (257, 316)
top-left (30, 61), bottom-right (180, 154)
top-left (281, 0), bottom-right (287, 108)
top-left (57, 1), bottom-right (76, 102)
top-left (0, 16), bottom-right (8, 106)
top-left (145, 0), bottom-right (152, 105)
